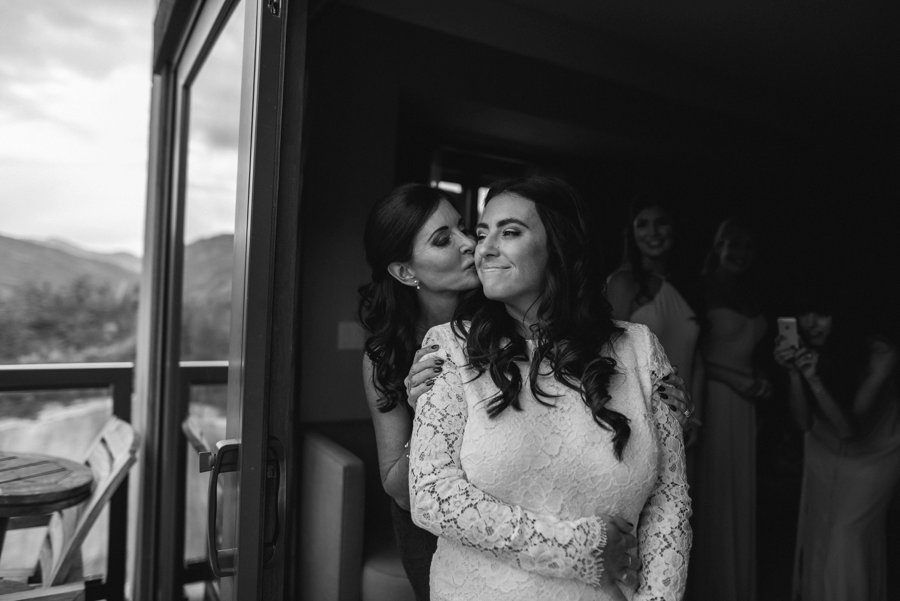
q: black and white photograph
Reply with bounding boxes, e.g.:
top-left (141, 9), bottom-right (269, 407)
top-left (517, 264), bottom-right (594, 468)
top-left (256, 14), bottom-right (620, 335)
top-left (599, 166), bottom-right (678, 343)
top-left (1, 1), bottom-right (897, 600)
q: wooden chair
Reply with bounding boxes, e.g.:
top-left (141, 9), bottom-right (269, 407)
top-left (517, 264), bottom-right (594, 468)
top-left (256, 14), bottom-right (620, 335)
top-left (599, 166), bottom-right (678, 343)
top-left (5, 417), bottom-right (140, 595)
top-left (0, 581), bottom-right (86, 600)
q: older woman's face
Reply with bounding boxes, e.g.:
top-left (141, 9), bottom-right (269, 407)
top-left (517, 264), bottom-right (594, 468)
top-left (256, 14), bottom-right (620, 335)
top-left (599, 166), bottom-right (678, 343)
top-left (475, 193), bottom-right (548, 321)
top-left (633, 206), bottom-right (674, 259)
top-left (406, 199), bottom-right (479, 293)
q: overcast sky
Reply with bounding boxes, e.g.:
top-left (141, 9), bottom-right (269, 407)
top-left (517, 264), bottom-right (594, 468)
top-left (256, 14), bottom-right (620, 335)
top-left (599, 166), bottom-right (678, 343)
top-left (0, 1), bottom-right (154, 256)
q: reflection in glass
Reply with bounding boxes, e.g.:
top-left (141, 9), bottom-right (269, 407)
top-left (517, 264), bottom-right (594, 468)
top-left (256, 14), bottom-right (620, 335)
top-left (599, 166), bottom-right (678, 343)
top-left (177, 2), bottom-right (245, 597)
top-left (180, 1), bottom-right (245, 363)
top-left (183, 384), bottom-right (227, 563)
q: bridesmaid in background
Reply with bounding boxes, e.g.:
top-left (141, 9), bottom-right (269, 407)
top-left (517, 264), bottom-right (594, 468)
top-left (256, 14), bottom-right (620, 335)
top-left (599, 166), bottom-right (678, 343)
top-left (605, 195), bottom-right (704, 443)
top-left (774, 290), bottom-right (900, 601)
top-left (692, 217), bottom-right (771, 601)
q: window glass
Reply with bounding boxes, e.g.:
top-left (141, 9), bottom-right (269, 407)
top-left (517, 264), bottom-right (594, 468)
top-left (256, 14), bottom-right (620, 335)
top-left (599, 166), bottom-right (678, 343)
top-left (434, 180), bottom-right (463, 194)
top-left (0, 1), bottom-right (151, 367)
top-left (176, 2), bottom-right (245, 592)
top-left (0, 0), bottom-right (151, 581)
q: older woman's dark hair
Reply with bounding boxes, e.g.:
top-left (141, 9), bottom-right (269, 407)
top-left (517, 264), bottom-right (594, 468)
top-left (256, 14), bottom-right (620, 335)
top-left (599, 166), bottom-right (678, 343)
top-left (462, 176), bottom-right (629, 458)
top-left (358, 183), bottom-right (450, 412)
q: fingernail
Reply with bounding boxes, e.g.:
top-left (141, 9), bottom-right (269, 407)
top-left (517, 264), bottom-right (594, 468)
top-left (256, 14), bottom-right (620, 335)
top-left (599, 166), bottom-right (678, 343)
top-left (656, 385), bottom-right (665, 391)
top-left (434, 359), bottom-right (444, 365)
top-left (660, 393), bottom-right (668, 399)
top-left (433, 367), bottom-right (442, 373)
top-left (426, 379), bottom-right (434, 386)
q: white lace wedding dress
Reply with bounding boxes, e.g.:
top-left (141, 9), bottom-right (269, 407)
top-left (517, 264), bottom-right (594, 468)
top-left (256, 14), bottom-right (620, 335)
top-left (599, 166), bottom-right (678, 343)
top-left (409, 321), bottom-right (691, 601)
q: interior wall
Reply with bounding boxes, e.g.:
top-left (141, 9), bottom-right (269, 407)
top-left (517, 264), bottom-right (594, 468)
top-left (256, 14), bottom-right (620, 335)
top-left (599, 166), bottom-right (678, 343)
top-left (298, 7), bottom-right (402, 421)
top-left (297, 4), bottom-right (899, 422)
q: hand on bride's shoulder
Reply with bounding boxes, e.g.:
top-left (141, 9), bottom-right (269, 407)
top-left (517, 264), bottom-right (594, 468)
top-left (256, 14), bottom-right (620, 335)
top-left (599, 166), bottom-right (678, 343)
top-left (868, 338), bottom-right (898, 379)
top-left (405, 344), bottom-right (443, 410)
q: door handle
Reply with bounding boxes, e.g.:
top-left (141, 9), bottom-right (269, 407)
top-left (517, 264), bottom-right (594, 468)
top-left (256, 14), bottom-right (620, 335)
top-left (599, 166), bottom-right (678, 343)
top-left (262, 439), bottom-right (282, 565)
top-left (207, 438), bottom-right (240, 577)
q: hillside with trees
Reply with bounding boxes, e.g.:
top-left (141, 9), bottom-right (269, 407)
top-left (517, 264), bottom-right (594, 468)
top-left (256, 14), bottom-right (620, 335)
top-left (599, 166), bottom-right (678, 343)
top-left (0, 234), bottom-right (140, 300)
top-left (0, 233), bottom-right (233, 418)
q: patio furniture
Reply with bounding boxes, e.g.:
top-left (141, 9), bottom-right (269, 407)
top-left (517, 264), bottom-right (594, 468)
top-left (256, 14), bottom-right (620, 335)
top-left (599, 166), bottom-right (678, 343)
top-left (1, 417), bottom-right (139, 598)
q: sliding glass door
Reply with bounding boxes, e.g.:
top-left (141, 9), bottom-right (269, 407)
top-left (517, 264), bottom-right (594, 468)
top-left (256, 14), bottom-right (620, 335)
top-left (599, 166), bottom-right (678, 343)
top-left (140, 0), bottom-right (306, 599)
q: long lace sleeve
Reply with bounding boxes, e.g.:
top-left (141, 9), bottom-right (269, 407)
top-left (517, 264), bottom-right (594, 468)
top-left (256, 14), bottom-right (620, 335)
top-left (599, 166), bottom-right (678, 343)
top-left (409, 327), bottom-right (609, 586)
top-left (635, 332), bottom-right (693, 600)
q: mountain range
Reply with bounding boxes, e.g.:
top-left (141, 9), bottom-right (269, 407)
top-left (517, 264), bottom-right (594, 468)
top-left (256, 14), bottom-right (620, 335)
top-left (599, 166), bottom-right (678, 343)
top-left (0, 232), bottom-right (233, 302)
top-left (0, 233), bottom-right (140, 298)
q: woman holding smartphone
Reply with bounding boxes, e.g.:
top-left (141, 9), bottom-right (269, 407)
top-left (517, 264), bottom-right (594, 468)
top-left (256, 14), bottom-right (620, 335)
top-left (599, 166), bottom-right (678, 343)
top-left (774, 295), bottom-right (900, 601)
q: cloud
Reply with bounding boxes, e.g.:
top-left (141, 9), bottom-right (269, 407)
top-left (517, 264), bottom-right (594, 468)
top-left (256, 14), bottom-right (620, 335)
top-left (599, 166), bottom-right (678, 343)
top-left (184, 141), bottom-right (240, 245)
top-left (0, 2), bottom-right (151, 122)
top-left (0, 1), bottom-right (152, 254)
top-left (0, 1), bottom-right (248, 255)
top-left (187, 6), bottom-right (245, 152)
top-left (0, 159), bottom-right (146, 254)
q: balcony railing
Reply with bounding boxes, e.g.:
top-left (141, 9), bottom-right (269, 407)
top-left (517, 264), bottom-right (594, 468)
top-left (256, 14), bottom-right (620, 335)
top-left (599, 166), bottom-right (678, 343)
top-left (0, 363), bottom-right (132, 600)
top-left (0, 361), bottom-right (228, 600)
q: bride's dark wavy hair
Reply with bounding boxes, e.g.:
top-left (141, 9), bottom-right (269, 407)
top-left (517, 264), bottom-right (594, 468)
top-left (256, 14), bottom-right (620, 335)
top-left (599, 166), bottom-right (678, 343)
top-left (461, 176), bottom-right (629, 458)
top-left (358, 184), bottom-right (453, 412)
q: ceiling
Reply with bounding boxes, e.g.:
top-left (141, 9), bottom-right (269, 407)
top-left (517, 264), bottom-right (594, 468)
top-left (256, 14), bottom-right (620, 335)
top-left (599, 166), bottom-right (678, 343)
top-left (507, 0), bottom-right (893, 78)
top-left (346, 0), bottom-right (899, 132)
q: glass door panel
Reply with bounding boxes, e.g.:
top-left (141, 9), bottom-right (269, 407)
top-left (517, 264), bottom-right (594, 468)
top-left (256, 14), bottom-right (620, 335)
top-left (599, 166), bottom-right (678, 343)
top-left (149, 0), bottom-right (296, 597)
top-left (166, 0), bottom-right (250, 598)
top-left (178, 4), bottom-right (244, 596)
top-left (180, 0), bottom-right (243, 363)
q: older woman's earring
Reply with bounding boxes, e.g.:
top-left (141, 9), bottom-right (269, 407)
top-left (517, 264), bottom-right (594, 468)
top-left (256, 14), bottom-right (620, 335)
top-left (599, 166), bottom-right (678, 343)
top-left (414, 279), bottom-right (421, 290)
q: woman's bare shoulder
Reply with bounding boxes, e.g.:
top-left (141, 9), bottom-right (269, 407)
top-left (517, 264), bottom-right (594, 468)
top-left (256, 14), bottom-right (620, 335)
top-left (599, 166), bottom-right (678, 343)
top-left (606, 269), bottom-right (642, 320)
top-left (361, 352), bottom-right (380, 399)
top-left (607, 269), bottom-right (647, 302)
top-left (606, 267), bottom-right (639, 290)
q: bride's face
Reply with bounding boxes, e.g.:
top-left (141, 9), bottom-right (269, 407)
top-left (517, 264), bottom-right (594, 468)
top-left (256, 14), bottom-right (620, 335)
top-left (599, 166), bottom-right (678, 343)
top-left (475, 193), bottom-right (548, 320)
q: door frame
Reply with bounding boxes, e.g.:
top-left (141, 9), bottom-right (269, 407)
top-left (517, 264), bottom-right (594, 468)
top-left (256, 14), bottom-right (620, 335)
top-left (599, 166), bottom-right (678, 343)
top-left (134, 0), bottom-right (307, 599)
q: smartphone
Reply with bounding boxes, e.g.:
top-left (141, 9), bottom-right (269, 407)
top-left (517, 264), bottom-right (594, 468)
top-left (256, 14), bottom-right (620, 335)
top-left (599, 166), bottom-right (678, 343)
top-left (777, 317), bottom-right (800, 349)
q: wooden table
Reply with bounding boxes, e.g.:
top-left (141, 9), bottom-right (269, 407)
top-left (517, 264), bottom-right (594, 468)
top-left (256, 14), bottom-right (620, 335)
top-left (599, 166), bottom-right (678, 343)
top-left (0, 451), bottom-right (94, 558)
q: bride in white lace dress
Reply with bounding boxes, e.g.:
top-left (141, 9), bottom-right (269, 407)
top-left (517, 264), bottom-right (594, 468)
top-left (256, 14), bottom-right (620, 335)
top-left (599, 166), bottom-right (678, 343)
top-left (409, 177), bottom-right (692, 601)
